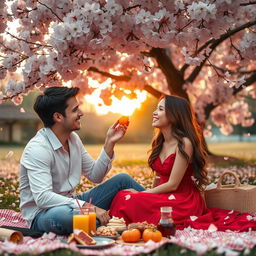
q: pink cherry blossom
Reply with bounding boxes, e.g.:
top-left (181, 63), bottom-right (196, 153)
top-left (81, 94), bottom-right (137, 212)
top-left (0, 0), bottom-right (255, 135)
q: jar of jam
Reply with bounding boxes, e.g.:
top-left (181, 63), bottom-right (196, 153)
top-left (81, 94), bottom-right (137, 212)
top-left (157, 206), bottom-right (176, 238)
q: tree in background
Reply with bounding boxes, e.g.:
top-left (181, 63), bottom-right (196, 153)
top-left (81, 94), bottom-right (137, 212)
top-left (0, 0), bottom-right (255, 136)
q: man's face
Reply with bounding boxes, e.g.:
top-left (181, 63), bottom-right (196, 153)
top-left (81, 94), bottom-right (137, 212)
top-left (62, 96), bottom-right (83, 132)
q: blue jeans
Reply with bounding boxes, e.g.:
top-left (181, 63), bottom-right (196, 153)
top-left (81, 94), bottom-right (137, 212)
top-left (31, 173), bottom-right (145, 235)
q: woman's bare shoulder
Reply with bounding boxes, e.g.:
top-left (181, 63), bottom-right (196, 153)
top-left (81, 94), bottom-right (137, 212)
top-left (182, 137), bottom-right (193, 155)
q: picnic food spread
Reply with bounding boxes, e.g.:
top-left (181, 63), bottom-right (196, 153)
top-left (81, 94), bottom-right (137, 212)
top-left (128, 221), bottom-right (156, 233)
top-left (68, 218), bottom-right (164, 246)
top-left (107, 216), bottom-right (127, 231)
top-left (121, 228), bottom-right (141, 243)
top-left (95, 226), bottom-right (118, 236)
top-left (142, 228), bottom-right (162, 242)
top-left (67, 229), bottom-right (96, 245)
top-left (120, 221), bottom-right (163, 243)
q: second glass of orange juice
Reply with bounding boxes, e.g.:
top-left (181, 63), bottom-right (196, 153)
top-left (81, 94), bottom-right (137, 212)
top-left (88, 206), bottom-right (96, 235)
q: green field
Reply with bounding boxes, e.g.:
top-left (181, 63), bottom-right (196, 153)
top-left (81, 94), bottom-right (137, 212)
top-left (1, 142), bottom-right (256, 164)
top-left (208, 142), bottom-right (256, 161)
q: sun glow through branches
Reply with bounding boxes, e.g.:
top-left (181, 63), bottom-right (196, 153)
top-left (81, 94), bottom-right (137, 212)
top-left (84, 87), bottom-right (147, 116)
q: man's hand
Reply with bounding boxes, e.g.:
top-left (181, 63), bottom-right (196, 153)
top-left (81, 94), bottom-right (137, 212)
top-left (106, 120), bottom-right (129, 144)
top-left (104, 120), bottom-right (129, 158)
top-left (95, 206), bottom-right (111, 226)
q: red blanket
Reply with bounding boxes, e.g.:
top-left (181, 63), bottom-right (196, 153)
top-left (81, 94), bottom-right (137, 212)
top-left (0, 209), bottom-right (27, 228)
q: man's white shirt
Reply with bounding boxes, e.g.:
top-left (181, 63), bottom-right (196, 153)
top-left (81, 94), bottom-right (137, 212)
top-left (19, 128), bottom-right (113, 227)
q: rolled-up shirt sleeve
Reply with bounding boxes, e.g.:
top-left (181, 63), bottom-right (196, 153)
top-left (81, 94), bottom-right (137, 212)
top-left (21, 144), bottom-right (85, 209)
top-left (80, 145), bottom-right (114, 183)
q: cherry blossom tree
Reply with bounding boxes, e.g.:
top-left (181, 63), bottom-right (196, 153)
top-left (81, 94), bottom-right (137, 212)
top-left (0, 0), bottom-right (256, 135)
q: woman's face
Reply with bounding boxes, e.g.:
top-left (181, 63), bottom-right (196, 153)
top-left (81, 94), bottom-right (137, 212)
top-left (152, 98), bottom-right (170, 128)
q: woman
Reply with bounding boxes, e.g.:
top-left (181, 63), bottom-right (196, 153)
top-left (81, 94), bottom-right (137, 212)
top-left (110, 95), bottom-right (256, 232)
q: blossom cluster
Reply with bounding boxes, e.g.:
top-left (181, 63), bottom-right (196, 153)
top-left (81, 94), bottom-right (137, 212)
top-left (0, 0), bottom-right (255, 134)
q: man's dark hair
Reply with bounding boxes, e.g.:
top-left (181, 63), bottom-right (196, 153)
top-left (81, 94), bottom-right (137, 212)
top-left (34, 86), bottom-right (79, 127)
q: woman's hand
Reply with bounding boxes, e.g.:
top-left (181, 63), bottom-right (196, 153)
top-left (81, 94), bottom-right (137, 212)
top-left (82, 203), bottom-right (110, 226)
top-left (95, 206), bottom-right (111, 226)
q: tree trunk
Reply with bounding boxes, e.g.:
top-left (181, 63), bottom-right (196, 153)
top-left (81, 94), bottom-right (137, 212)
top-left (150, 48), bottom-right (189, 100)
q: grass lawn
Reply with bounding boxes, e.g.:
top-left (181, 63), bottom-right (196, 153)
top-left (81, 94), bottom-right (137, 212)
top-left (0, 142), bottom-right (255, 256)
top-left (208, 142), bottom-right (256, 162)
top-left (1, 142), bottom-right (256, 163)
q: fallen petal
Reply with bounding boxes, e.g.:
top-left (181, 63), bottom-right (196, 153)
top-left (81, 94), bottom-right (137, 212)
top-left (247, 215), bottom-right (253, 221)
top-left (5, 151), bottom-right (14, 158)
top-left (208, 223), bottom-right (218, 232)
top-left (190, 216), bottom-right (198, 221)
top-left (125, 195), bottom-right (131, 200)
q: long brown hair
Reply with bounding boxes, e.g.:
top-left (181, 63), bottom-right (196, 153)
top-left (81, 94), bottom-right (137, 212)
top-left (148, 95), bottom-right (208, 191)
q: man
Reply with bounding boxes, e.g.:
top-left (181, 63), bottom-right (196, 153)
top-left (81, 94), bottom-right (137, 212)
top-left (19, 86), bottom-right (144, 235)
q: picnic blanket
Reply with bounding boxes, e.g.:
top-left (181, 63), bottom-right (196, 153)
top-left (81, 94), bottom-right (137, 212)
top-left (1, 209), bottom-right (256, 255)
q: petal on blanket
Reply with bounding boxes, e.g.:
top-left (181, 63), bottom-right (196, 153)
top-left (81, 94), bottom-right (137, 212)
top-left (246, 215), bottom-right (253, 221)
top-left (125, 195), bottom-right (131, 200)
top-left (168, 194), bottom-right (176, 200)
top-left (208, 224), bottom-right (218, 232)
top-left (190, 216), bottom-right (198, 221)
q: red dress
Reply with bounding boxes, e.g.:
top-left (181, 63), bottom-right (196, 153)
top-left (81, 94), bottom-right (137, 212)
top-left (110, 153), bottom-right (256, 232)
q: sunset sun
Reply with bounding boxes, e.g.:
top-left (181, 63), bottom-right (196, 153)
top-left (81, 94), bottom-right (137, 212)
top-left (83, 79), bottom-right (147, 116)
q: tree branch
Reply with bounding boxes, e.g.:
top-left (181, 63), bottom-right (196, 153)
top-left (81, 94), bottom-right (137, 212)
top-left (2, 71), bottom-right (57, 101)
top-left (233, 71), bottom-right (256, 95)
top-left (185, 19), bottom-right (256, 84)
top-left (0, 57), bottom-right (29, 71)
top-left (38, 1), bottom-right (63, 22)
top-left (124, 5), bottom-right (141, 12)
top-left (0, 41), bottom-right (27, 57)
top-left (185, 49), bottom-right (213, 84)
top-left (204, 63), bottom-right (256, 76)
top-left (144, 84), bottom-right (162, 98)
top-left (87, 67), bottom-right (130, 81)
top-left (87, 66), bottom-right (163, 98)
top-left (204, 71), bottom-right (256, 120)
top-left (240, 1), bottom-right (256, 6)
top-left (229, 37), bottom-right (243, 60)
top-left (6, 32), bottom-right (52, 48)
top-left (200, 19), bottom-right (256, 56)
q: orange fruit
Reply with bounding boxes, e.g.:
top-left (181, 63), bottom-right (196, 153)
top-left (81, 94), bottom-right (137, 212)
top-left (118, 116), bottom-right (129, 125)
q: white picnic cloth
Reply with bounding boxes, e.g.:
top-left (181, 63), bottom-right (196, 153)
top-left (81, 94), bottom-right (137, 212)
top-left (1, 209), bottom-right (256, 255)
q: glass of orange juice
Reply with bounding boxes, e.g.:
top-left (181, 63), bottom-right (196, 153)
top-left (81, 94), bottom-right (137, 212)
top-left (87, 206), bottom-right (96, 235)
top-left (73, 210), bottom-right (90, 234)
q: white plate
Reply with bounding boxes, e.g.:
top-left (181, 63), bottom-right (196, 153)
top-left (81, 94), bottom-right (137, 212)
top-left (96, 235), bottom-right (120, 240)
top-left (65, 237), bottom-right (115, 249)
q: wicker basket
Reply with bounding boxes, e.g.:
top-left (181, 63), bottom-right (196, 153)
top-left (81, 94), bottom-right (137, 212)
top-left (205, 171), bottom-right (256, 214)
